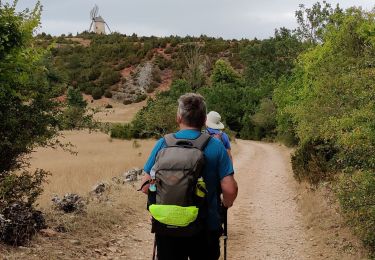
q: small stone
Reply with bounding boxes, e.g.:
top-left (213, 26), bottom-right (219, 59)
top-left (94, 249), bottom-right (102, 254)
top-left (70, 239), bottom-right (81, 245)
top-left (40, 228), bottom-right (58, 237)
top-left (107, 247), bottom-right (117, 253)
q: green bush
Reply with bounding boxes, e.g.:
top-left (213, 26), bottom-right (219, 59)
top-left (337, 171), bottom-right (375, 253)
top-left (135, 93), bottom-right (147, 103)
top-left (92, 87), bottom-right (104, 100)
top-left (104, 90), bottom-right (113, 98)
top-left (291, 139), bottom-right (338, 185)
top-left (110, 123), bottom-right (133, 139)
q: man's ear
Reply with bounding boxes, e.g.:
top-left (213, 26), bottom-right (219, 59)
top-left (176, 114), bottom-right (182, 124)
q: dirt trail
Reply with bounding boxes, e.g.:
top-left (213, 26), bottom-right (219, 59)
top-left (228, 140), bottom-right (311, 259)
top-left (226, 140), bottom-right (364, 260)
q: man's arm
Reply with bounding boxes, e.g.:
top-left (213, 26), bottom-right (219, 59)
top-left (227, 149), bottom-right (233, 162)
top-left (221, 175), bottom-right (238, 208)
top-left (140, 138), bottom-right (165, 194)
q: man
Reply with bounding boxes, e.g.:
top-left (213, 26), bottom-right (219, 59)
top-left (141, 93), bottom-right (238, 260)
top-left (205, 111), bottom-right (233, 162)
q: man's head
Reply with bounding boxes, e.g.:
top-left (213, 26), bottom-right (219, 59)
top-left (177, 93), bottom-right (207, 129)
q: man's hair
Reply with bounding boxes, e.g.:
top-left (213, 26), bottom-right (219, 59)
top-left (177, 93), bottom-right (207, 129)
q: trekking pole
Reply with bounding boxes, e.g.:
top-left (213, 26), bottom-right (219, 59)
top-left (152, 235), bottom-right (157, 260)
top-left (223, 206), bottom-right (228, 260)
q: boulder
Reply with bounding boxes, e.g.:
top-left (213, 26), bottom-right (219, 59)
top-left (52, 193), bottom-right (85, 213)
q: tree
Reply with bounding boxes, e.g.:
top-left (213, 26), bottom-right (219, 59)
top-left (241, 28), bottom-right (303, 87)
top-left (0, 1), bottom-right (66, 208)
top-left (183, 46), bottom-right (206, 91)
top-left (295, 1), bottom-right (342, 44)
top-left (210, 59), bottom-right (240, 85)
top-left (67, 86), bottom-right (87, 108)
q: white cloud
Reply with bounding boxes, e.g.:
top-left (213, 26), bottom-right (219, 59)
top-left (10, 0), bottom-right (375, 39)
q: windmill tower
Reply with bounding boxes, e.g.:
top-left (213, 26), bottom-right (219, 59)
top-left (89, 5), bottom-right (111, 34)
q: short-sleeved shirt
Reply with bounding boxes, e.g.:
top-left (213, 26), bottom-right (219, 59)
top-left (206, 128), bottom-right (231, 150)
top-left (144, 129), bottom-right (234, 231)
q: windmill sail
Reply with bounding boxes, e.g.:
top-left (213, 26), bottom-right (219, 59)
top-left (88, 5), bottom-right (110, 34)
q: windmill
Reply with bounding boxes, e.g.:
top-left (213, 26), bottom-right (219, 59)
top-left (89, 5), bottom-right (111, 34)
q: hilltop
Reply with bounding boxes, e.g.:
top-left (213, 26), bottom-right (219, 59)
top-left (36, 33), bottom-right (251, 104)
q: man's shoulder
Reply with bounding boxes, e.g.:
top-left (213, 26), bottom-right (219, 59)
top-left (205, 136), bottom-right (226, 154)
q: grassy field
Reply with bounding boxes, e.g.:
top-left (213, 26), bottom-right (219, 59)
top-left (31, 130), bottom-right (156, 208)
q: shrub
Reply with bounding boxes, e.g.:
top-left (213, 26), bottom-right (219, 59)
top-left (211, 59), bottom-right (240, 85)
top-left (67, 87), bottom-right (87, 108)
top-left (135, 93), bottom-right (147, 103)
top-left (291, 139), bottom-right (338, 185)
top-left (164, 46), bottom-right (174, 54)
top-left (92, 87), bottom-right (104, 99)
top-left (110, 123), bottom-right (134, 139)
top-left (104, 90), bottom-right (113, 98)
top-left (99, 69), bottom-right (121, 87)
top-left (123, 99), bottom-right (132, 105)
top-left (337, 171), bottom-right (375, 253)
top-left (152, 68), bottom-right (162, 83)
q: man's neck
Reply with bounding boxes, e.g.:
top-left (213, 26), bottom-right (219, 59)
top-left (179, 124), bottom-right (201, 131)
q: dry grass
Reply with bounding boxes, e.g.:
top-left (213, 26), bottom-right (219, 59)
top-left (0, 183), bottom-right (151, 260)
top-left (86, 96), bottom-right (147, 123)
top-left (30, 130), bottom-right (156, 208)
top-left (296, 183), bottom-right (369, 259)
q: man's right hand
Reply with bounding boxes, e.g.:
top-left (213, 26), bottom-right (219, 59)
top-left (140, 174), bottom-right (151, 194)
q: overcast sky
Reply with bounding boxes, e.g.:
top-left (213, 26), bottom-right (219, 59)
top-left (10, 0), bottom-right (375, 39)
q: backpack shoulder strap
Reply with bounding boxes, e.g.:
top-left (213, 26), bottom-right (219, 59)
top-left (190, 133), bottom-right (211, 151)
top-left (164, 133), bottom-right (178, 147)
top-left (164, 133), bottom-right (211, 151)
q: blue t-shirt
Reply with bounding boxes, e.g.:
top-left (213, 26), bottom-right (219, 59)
top-left (206, 128), bottom-right (231, 150)
top-left (144, 129), bottom-right (234, 231)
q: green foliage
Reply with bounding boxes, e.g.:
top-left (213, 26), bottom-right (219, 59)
top-left (0, 1), bottom-right (65, 210)
top-left (291, 139), bottom-right (337, 184)
top-left (110, 123), bottom-right (134, 139)
top-left (241, 28), bottom-right (304, 87)
top-left (127, 80), bottom-right (192, 138)
top-left (250, 98), bottom-right (277, 138)
top-left (281, 8), bottom-right (375, 171)
top-left (295, 1), bottom-right (342, 43)
top-left (183, 47), bottom-right (207, 90)
top-left (337, 171), bottom-right (375, 251)
top-left (0, 169), bottom-right (49, 207)
top-left (210, 59), bottom-right (240, 85)
top-left (199, 83), bottom-right (244, 133)
top-left (67, 86), bottom-right (86, 108)
top-left (275, 7), bottom-right (375, 254)
top-left (92, 87), bottom-right (104, 100)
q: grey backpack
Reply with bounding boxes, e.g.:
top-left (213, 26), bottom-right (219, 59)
top-left (148, 133), bottom-right (211, 236)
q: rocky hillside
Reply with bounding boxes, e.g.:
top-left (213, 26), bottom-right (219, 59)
top-left (37, 33), bottom-right (250, 104)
